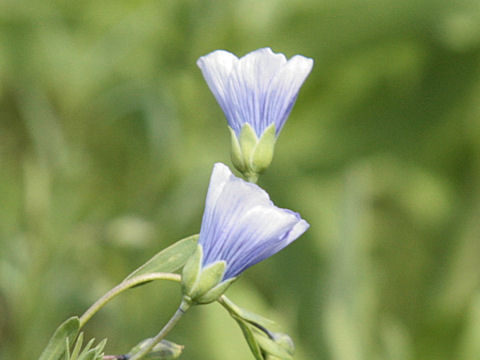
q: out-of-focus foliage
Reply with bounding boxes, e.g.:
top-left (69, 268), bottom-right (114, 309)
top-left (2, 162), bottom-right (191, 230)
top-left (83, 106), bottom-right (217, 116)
top-left (1, 0), bottom-right (479, 359)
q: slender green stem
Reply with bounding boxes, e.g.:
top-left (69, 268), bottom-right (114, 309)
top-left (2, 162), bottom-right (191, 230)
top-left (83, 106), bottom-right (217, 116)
top-left (217, 294), bottom-right (242, 315)
top-left (217, 295), bottom-right (233, 311)
top-left (79, 272), bottom-right (181, 328)
top-left (129, 298), bottom-right (191, 360)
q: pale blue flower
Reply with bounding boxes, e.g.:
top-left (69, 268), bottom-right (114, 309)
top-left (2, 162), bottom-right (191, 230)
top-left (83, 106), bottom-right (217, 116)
top-left (197, 47), bottom-right (313, 137)
top-left (199, 163), bottom-right (309, 280)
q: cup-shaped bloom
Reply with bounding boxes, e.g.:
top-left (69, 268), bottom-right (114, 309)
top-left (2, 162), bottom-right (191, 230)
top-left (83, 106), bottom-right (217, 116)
top-left (197, 48), bottom-right (313, 181)
top-left (182, 163), bottom-right (309, 304)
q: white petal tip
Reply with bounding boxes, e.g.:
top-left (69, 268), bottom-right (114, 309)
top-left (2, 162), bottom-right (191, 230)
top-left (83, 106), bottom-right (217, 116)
top-left (284, 217), bottom-right (310, 245)
top-left (196, 50), bottom-right (238, 69)
top-left (211, 162), bottom-right (234, 180)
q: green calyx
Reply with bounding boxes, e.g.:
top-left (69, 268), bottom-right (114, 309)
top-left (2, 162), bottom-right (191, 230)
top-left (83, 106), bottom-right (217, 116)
top-left (181, 244), bottom-right (236, 304)
top-left (229, 124), bottom-right (276, 183)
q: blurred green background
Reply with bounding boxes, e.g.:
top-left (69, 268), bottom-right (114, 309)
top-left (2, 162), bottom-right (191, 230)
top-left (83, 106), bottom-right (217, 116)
top-left (1, 0), bottom-right (480, 359)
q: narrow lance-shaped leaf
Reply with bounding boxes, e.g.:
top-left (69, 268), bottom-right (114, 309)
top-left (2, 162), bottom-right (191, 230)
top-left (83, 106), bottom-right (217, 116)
top-left (221, 296), bottom-right (275, 329)
top-left (69, 334), bottom-right (107, 360)
top-left (93, 338), bottom-right (108, 356)
top-left (38, 316), bottom-right (80, 360)
top-left (125, 234), bottom-right (198, 280)
top-left (234, 318), bottom-right (265, 360)
top-left (68, 332), bottom-right (84, 360)
top-left (77, 348), bottom-right (103, 360)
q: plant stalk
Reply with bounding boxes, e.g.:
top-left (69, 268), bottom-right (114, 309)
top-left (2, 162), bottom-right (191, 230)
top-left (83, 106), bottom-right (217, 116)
top-left (79, 272), bottom-right (181, 328)
top-left (128, 298), bottom-right (191, 360)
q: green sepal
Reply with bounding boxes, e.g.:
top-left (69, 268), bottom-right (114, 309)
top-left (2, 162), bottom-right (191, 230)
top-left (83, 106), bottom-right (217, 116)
top-left (39, 316), bottom-right (80, 360)
top-left (126, 234), bottom-right (199, 280)
top-left (181, 244), bottom-right (203, 297)
top-left (252, 124), bottom-right (276, 173)
top-left (194, 276), bottom-right (236, 304)
top-left (229, 127), bottom-right (246, 172)
top-left (239, 123), bottom-right (259, 165)
top-left (190, 260), bottom-right (226, 300)
top-left (128, 339), bottom-right (184, 359)
top-left (230, 123), bottom-right (277, 182)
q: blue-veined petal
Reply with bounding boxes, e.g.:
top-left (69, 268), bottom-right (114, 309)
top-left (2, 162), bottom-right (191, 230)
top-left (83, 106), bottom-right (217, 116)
top-left (198, 163), bottom-right (309, 279)
top-left (197, 50), bottom-right (238, 121)
top-left (197, 48), bottom-right (313, 137)
top-left (264, 55), bottom-right (313, 135)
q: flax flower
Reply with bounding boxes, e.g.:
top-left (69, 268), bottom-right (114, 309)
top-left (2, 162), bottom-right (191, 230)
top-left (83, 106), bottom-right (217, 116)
top-left (197, 48), bottom-right (313, 180)
top-left (197, 47), bottom-right (313, 138)
top-left (182, 163), bottom-right (309, 304)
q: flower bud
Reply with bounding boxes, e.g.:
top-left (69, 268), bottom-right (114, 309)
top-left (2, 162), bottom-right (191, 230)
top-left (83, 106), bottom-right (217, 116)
top-left (254, 330), bottom-right (295, 360)
top-left (128, 339), bottom-right (183, 359)
top-left (271, 332), bottom-right (295, 357)
top-left (197, 48), bottom-right (313, 183)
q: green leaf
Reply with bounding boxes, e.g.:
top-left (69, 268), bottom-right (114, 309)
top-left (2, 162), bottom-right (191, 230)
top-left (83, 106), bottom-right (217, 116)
top-left (68, 332), bottom-right (84, 360)
top-left (221, 296), bottom-right (275, 329)
top-left (69, 334), bottom-right (106, 360)
top-left (125, 234), bottom-right (199, 280)
top-left (39, 316), bottom-right (80, 360)
top-left (234, 318), bottom-right (265, 360)
top-left (93, 338), bottom-right (107, 356)
top-left (77, 349), bottom-right (99, 360)
top-left (79, 338), bottom-right (95, 355)
top-left (65, 338), bottom-right (71, 360)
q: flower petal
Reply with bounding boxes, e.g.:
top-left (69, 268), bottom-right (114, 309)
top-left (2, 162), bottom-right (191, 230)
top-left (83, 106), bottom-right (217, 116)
top-left (197, 48), bottom-right (313, 138)
top-left (197, 50), bottom-right (238, 120)
top-left (221, 206), bottom-right (307, 279)
top-left (264, 55), bottom-right (314, 135)
top-left (199, 164), bottom-right (271, 263)
top-left (226, 48), bottom-right (287, 135)
top-left (199, 163), bottom-right (309, 279)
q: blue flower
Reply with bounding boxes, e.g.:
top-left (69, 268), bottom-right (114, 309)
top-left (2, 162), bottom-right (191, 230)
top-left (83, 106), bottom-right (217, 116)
top-left (197, 48), bottom-right (313, 180)
top-left (199, 163), bottom-right (309, 280)
top-left (197, 47), bottom-right (313, 138)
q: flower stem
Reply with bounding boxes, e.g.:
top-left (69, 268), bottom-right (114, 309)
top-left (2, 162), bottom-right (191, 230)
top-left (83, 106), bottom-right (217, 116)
top-left (246, 173), bottom-right (259, 183)
top-left (79, 272), bottom-right (181, 328)
top-left (129, 298), bottom-right (191, 360)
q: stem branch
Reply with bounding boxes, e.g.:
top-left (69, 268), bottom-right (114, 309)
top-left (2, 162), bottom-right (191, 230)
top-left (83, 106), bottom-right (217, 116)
top-left (129, 298), bottom-right (191, 360)
top-left (79, 272), bottom-right (181, 328)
